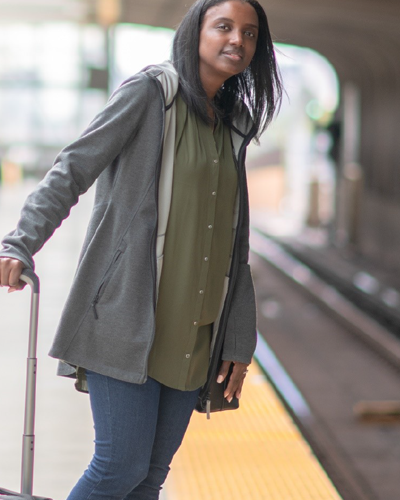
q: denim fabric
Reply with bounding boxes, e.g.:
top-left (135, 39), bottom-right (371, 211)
top-left (66, 370), bottom-right (200, 500)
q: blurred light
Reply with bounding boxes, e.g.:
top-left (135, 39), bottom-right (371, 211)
top-left (261, 299), bottom-right (282, 319)
top-left (353, 272), bottom-right (380, 295)
top-left (82, 24), bottom-right (107, 67)
top-left (5, 145), bottom-right (38, 166)
top-left (315, 131), bottom-right (331, 152)
top-left (96, 0), bottom-right (121, 26)
top-left (306, 99), bottom-right (324, 120)
top-left (292, 265), bottom-right (311, 284)
top-left (36, 23), bottom-right (80, 85)
top-left (381, 288), bottom-right (400, 308)
top-left (0, 0), bottom-right (88, 23)
top-left (276, 43), bottom-right (339, 114)
top-left (114, 24), bottom-right (173, 81)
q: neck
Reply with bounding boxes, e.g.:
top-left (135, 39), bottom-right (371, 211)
top-left (200, 67), bottom-right (224, 100)
top-left (204, 84), bottom-right (220, 100)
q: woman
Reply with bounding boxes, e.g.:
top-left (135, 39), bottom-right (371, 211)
top-left (0, 0), bottom-right (282, 498)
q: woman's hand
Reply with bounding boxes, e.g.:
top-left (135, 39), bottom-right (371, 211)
top-left (217, 359), bottom-right (250, 403)
top-left (0, 257), bottom-right (25, 293)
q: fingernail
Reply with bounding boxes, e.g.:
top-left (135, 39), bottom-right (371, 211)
top-left (217, 375), bottom-right (224, 383)
top-left (227, 396), bottom-right (232, 403)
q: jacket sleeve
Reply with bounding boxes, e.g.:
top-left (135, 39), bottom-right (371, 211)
top-left (222, 161), bottom-right (257, 364)
top-left (0, 73), bottom-right (160, 269)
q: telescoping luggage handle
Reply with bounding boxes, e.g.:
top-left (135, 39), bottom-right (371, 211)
top-left (19, 270), bottom-right (40, 497)
top-left (0, 272), bottom-right (51, 499)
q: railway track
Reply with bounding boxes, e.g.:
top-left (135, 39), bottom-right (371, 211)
top-left (250, 229), bottom-right (400, 500)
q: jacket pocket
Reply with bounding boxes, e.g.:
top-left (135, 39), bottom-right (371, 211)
top-left (91, 241), bottom-right (127, 319)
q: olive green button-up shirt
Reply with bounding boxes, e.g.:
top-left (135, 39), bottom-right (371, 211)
top-left (147, 93), bottom-right (238, 391)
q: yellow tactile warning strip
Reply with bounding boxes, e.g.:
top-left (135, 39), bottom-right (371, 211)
top-left (164, 361), bottom-right (343, 500)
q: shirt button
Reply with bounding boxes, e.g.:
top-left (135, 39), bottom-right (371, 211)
top-left (212, 191), bottom-right (216, 196)
top-left (199, 290), bottom-right (204, 294)
top-left (193, 321), bottom-right (198, 326)
top-left (186, 354), bottom-right (191, 359)
top-left (213, 159), bottom-right (218, 164)
top-left (204, 257), bottom-right (209, 261)
top-left (208, 224), bottom-right (213, 229)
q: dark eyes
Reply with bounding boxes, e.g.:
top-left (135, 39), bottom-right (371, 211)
top-left (216, 24), bottom-right (256, 38)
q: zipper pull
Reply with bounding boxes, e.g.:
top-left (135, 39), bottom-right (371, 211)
top-left (92, 295), bottom-right (99, 320)
top-left (206, 399), bottom-right (211, 420)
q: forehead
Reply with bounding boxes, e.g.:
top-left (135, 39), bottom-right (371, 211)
top-left (203, 1), bottom-right (259, 26)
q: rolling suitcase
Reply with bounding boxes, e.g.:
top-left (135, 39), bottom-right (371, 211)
top-left (0, 270), bottom-right (52, 500)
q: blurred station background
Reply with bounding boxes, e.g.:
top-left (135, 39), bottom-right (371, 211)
top-left (1, 1), bottom-right (400, 499)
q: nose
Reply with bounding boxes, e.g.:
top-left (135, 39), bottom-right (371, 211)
top-left (229, 29), bottom-right (244, 47)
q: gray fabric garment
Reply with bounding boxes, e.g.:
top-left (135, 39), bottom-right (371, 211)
top-left (0, 62), bottom-right (257, 385)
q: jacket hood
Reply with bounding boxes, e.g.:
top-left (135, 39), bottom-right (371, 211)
top-left (143, 60), bottom-right (179, 108)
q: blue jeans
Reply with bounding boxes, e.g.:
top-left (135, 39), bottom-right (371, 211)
top-left (66, 370), bottom-right (200, 500)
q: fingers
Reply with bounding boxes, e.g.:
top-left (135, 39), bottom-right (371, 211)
top-left (0, 258), bottom-right (25, 292)
top-left (9, 263), bottom-right (25, 291)
top-left (216, 359), bottom-right (231, 384)
top-left (234, 376), bottom-right (245, 400)
top-left (218, 360), bottom-right (249, 403)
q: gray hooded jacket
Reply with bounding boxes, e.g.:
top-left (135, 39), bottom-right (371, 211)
top-left (0, 62), bottom-right (257, 385)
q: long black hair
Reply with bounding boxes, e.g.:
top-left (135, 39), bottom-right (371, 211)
top-left (172, 0), bottom-right (283, 140)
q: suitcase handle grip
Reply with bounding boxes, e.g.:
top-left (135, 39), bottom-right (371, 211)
top-left (20, 269), bottom-right (40, 294)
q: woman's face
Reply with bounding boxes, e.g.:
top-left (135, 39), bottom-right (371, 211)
top-left (198, 0), bottom-right (259, 90)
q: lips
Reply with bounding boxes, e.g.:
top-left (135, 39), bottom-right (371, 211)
top-left (222, 49), bottom-right (244, 61)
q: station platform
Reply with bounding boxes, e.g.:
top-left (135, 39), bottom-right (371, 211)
top-left (164, 358), bottom-right (343, 500)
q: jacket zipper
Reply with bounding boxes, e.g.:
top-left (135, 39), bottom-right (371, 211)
top-left (200, 127), bottom-right (255, 415)
top-left (141, 75), bottom-right (167, 382)
top-left (150, 78), bottom-right (166, 312)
